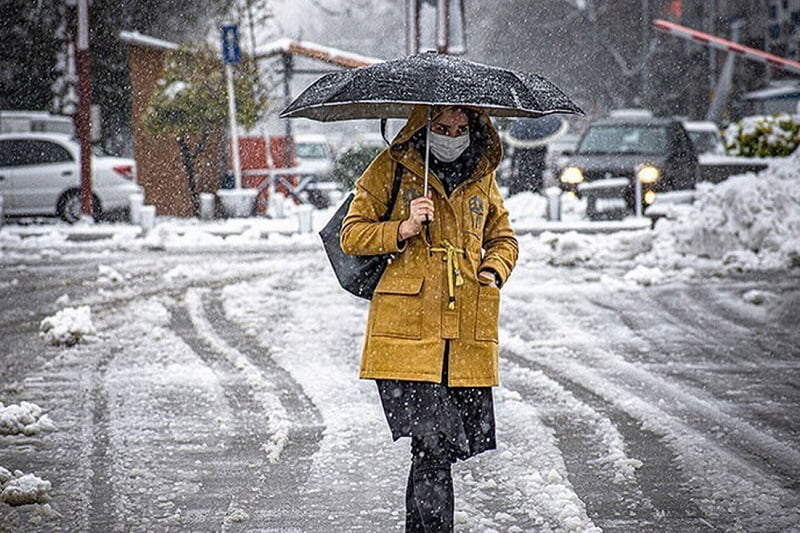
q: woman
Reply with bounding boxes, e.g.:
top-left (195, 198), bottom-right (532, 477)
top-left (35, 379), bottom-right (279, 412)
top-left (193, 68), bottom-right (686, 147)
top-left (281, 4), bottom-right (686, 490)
top-left (341, 104), bottom-right (518, 532)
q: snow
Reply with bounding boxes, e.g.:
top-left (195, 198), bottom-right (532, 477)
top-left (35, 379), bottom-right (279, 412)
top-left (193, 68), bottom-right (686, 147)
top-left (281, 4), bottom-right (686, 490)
top-left (0, 402), bottom-right (56, 436)
top-left (39, 306), bottom-right (97, 346)
top-left (0, 469), bottom-right (51, 506)
top-left (648, 151), bottom-right (800, 270)
top-left (185, 288), bottom-right (291, 463)
top-left (162, 80), bottom-right (190, 101)
top-left (256, 38), bottom-right (382, 67)
top-left (97, 264), bottom-right (127, 285)
top-left (0, 151), bottom-right (794, 282)
top-left (624, 264), bottom-right (665, 286)
top-left (118, 30), bottom-right (178, 51)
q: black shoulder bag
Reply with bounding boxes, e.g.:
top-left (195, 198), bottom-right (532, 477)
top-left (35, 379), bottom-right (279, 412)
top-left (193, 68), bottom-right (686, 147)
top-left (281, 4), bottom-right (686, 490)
top-left (318, 163), bottom-right (404, 300)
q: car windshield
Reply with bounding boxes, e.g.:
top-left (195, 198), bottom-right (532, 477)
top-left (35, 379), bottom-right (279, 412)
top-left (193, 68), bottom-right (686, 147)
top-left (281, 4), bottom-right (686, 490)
top-left (296, 142), bottom-right (328, 159)
top-left (688, 131), bottom-right (722, 154)
top-left (577, 125), bottom-right (668, 155)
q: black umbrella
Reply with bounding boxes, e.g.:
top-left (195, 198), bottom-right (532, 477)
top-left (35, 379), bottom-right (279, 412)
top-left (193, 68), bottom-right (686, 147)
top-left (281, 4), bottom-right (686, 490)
top-left (280, 51), bottom-right (583, 122)
top-left (281, 51), bottom-right (582, 195)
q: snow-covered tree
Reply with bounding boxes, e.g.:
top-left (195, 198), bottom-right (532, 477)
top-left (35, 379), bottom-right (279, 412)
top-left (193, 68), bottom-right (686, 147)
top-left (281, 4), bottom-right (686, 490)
top-left (724, 114), bottom-right (800, 158)
top-left (143, 44), bottom-right (269, 215)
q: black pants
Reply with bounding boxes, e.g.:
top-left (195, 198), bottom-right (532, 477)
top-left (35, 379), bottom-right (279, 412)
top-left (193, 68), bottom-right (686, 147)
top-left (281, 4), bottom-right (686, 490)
top-left (406, 433), bottom-right (456, 533)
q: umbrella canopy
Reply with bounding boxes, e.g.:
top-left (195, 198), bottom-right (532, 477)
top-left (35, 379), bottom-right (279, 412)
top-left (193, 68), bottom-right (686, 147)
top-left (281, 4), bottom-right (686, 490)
top-left (280, 51), bottom-right (583, 121)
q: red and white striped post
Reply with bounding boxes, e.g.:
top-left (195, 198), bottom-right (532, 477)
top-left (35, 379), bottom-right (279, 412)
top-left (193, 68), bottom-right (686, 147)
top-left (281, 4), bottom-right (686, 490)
top-left (652, 19), bottom-right (800, 76)
top-left (76, 0), bottom-right (93, 220)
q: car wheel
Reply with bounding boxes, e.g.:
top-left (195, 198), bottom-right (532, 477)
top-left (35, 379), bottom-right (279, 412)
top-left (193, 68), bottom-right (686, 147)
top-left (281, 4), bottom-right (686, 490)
top-left (58, 190), bottom-right (101, 224)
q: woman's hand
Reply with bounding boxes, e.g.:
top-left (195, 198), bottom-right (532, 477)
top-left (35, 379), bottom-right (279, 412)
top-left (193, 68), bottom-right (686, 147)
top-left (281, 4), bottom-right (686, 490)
top-left (398, 195), bottom-right (434, 241)
top-left (478, 270), bottom-right (499, 287)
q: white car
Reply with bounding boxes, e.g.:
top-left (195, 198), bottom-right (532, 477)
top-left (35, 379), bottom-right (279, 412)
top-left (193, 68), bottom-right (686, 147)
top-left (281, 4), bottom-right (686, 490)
top-left (295, 133), bottom-right (334, 179)
top-left (0, 133), bottom-right (142, 223)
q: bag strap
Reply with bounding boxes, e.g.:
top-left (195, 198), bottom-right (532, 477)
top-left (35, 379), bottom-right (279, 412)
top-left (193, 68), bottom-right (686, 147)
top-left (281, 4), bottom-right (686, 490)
top-left (380, 162), bottom-right (404, 222)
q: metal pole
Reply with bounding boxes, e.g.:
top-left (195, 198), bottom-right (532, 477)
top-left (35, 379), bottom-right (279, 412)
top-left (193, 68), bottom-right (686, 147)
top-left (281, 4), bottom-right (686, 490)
top-left (423, 107), bottom-right (432, 196)
top-left (76, 0), bottom-right (93, 219)
top-left (282, 53), bottom-right (294, 169)
top-left (640, 0), bottom-right (649, 104)
top-left (634, 177), bottom-right (643, 218)
top-left (407, 0), bottom-right (420, 55)
top-left (436, 0), bottom-right (450, 53)
top-left (226, 63), bottom-right (243, 190)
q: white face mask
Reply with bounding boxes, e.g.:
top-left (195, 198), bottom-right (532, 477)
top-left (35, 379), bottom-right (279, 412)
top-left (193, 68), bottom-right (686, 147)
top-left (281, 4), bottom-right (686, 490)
top-left (429, 131), bottom-right (470, 163)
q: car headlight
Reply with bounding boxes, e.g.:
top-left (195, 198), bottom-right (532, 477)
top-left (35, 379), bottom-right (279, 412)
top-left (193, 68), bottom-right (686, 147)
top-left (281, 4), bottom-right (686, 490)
top-left (560, 166), bottom-right (584, 184)
top-left (636, 165), bottom-right (660, 184)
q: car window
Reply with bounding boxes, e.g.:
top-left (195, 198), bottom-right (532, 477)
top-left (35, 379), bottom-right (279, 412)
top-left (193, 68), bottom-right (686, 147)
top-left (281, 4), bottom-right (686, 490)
top-left (688, 131), bottom-right (721, 153)
top-left (577, 125), bottom-right (668, 155)
top-left (296, 142), bottom-right (329, 159)
top-left (17, 140), bottom-right (74, 165)
top-left (0, 140), bottom-right (18, 167)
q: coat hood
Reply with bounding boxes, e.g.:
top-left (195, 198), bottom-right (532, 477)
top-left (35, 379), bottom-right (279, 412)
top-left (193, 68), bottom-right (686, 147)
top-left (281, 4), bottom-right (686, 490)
top-left (388, 105), bottom-right (503, 180)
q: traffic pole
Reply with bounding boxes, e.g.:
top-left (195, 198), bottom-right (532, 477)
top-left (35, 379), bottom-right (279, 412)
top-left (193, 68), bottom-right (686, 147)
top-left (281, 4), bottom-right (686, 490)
top-left (226, 63), bottom-right (242, 190)
top-left (221, 25), bottom-right (243, 190)
top-left (76, 0), bottom-right (93, 219)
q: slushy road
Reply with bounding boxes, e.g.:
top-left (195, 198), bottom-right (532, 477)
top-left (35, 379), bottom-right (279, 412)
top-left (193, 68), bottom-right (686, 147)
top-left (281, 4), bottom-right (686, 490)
top-left (1, 247), bottom-right (798, 532)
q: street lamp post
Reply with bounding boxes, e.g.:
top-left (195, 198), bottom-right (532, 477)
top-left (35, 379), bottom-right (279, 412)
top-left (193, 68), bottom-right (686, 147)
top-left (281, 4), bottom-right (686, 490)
top-left (76, 0), bottom-right (93, 220)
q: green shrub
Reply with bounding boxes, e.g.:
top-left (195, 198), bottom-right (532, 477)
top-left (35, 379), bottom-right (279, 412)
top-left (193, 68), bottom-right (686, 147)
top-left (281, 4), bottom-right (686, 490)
top-left (332, 143), bottom-right (384, 190)
top-left (724, 114), bottom-right (800, 157)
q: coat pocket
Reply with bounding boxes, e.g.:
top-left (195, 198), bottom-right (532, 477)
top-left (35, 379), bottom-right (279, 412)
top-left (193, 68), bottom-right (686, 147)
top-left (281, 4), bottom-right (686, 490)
top-left (474, 284), bottom-right (500, 342)
top-left (372, 276), bottom-right (425, 339)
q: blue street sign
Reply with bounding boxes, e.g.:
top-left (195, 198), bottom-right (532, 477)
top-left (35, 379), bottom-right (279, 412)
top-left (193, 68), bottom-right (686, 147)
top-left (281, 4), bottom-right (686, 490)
top-left (221, 25), bottom-right (241, 64)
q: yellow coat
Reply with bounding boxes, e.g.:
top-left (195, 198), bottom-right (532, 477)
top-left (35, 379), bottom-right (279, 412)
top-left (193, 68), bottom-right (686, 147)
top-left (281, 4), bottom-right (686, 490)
top-left (340, 105), bottom-right (518, 387)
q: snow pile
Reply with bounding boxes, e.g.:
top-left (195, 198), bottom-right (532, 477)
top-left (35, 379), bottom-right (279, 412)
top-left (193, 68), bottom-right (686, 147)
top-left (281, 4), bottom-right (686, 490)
top-left (505, 191), bottom-right (548, 222)
top-left (624, 265), bottom-right (665, 286)
top-left (0, 401), bottom-right (56, 436)
top-left (0, 467), bottom-right (51, 506)
top-left (506, 191), bottom-right (587, 225)
top-left (651, 152), bottom-right (800, 270)
top-left (163, 264), bottom-right (195, 282)
top-left (742, 290), bottom-right (770, 305)
top-left (39, 305), bottom-right (97, 346)
top-left (97, 264), bottom-right (126, 285)
top-left (533, 230), bottom-right (654, 268)
top-left (542, 231), bottom-right (594, 266)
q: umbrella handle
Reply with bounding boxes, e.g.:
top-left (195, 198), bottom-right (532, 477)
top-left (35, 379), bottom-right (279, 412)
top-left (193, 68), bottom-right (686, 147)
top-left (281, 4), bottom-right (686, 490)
top-left (422, 106), bottom-right (433, 245)
top-left (423, 106), bottom-right (431, 198)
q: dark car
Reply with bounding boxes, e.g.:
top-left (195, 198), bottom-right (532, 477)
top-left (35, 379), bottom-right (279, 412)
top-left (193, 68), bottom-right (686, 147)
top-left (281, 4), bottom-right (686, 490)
top-left (557, 114), bottom-right (698, 217)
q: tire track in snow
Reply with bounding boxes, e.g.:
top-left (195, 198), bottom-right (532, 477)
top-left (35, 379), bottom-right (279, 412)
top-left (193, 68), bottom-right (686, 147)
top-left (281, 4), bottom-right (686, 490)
top-left (501, 330), bottom-right (800, 532)
top-left (580, 289), bottom-right (800, 483)
top-left (171, 287), bottom-right (325, 530)
top-left (87, 346), bottom-right (119, 533)
top-left (501, 350), bottom-right (715, 533)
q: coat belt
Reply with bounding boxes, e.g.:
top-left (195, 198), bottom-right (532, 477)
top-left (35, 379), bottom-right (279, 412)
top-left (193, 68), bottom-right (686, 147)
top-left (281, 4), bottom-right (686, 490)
top-left (429, 240), bottom-right (466, 310)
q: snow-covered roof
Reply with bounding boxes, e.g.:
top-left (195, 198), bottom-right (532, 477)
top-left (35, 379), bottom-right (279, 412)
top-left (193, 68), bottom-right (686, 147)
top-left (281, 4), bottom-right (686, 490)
top-left (682, 120), bottom-right (720, 132)
top-left (255, 38), bottom-right (382, 68)
top-left (119, 31), bottom-right (178, 51)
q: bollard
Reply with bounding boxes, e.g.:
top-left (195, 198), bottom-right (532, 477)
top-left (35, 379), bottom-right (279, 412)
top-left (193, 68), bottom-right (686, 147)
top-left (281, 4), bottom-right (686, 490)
top-left (217, 189), bottom-right (257, 218)
top-left (129, 193), bottom-right (144, 225)
top-left (296, 205), bottom-right (313, 233)
top-left (0, 195), bottom-right (4, 228)
top-left (544, 187), bottom-right (562, 221)
top-left (140, 205), bottom-right (156, 232)
top-left (199, 193), bottom-right (215, 221)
